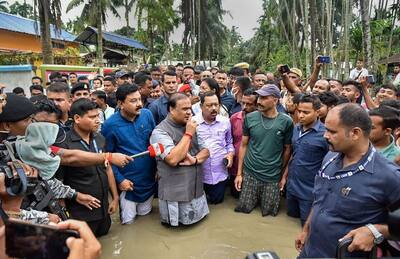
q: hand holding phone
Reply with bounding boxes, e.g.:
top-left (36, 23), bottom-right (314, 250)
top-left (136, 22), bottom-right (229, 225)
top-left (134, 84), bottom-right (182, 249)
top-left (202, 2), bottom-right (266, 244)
top-left (318, 56), bottom-right (331, 64)
top-left (58, 220), bottom-right (101, 259)
top-left (367, 75), bottom-right (375, 84)
top-left (5, 219), bottom-right (79, 259)
top-left (278, 64), bottom-right (290, 74)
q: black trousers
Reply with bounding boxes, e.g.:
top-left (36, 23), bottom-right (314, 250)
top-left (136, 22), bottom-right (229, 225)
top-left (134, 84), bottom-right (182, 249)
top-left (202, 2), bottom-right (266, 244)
top-left (87, 215), bottom-right (111, 237)
top-left (204, 179), bottom-right (228, 204)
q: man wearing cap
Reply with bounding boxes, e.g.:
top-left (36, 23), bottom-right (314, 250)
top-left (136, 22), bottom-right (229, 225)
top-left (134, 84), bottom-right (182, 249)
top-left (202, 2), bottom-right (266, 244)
top-left (234, 62), bottom-right (250, 77)
top-left (116, 71), bottom-right (130, 86)
top-left (234, 84), bottom-right (293, 216)
top-left (71, 82), bottom-right (91, 103)
top-left (279, 66), bottom-right (303, 94)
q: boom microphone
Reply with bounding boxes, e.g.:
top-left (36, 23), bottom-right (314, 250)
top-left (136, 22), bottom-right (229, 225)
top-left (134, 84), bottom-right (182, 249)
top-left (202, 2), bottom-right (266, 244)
top-left (130, 143), bottom-right (164, 159)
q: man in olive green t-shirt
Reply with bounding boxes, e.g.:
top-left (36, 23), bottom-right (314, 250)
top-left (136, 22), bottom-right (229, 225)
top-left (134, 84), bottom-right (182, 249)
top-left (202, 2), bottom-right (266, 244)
top-left (234, 85), bottom-right (293, 216)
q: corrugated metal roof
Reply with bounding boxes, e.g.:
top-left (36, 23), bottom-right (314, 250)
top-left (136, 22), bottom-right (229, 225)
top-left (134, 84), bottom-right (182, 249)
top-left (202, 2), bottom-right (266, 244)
top-left (75, 26), bottom-right (147, 50)
top-left (0, 65), bottom-right (33, 72)
top-left (0, 11), bottom-right (76, 42)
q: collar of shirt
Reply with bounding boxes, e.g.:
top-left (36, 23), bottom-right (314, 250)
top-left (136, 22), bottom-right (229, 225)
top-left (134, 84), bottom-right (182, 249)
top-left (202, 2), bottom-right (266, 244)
top-left (297, 119), bottom-right (323, 134)
top-left (233, 111), bottom-right (244, 120)
top-left (69, 128), bottom-right (98, 143)
top-left (194, 113), bottom-right (222, 125)
top-left (160, 95), bottom-right (169, 104)
top-left (327, 144), bottom-right (375, 175)
top-left (379, 135), bottom-right (397, 155)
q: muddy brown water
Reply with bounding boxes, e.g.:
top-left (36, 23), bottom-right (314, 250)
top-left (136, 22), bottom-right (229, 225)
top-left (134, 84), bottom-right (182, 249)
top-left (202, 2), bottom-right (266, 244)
top-left (100, 195), bottom-right (301, 258)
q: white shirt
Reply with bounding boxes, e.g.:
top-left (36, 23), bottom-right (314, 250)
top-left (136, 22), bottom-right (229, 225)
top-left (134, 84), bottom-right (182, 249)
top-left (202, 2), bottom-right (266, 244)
top-left (349, 68), bottom-right (368, 80)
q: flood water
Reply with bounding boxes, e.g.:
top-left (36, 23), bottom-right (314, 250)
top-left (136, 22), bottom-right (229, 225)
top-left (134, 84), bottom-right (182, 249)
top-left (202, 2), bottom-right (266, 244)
top-left (100, 195), bottom-right (301, 258)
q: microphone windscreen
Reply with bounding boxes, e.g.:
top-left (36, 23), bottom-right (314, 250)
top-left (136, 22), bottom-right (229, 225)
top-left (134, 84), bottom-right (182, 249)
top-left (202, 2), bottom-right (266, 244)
top-left (148, 143), bottom-right (164, 157)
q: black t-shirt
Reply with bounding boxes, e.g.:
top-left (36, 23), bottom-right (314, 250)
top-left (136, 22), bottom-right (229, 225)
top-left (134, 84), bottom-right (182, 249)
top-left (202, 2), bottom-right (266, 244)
top-left (55, 129), bottom-right (109, 222)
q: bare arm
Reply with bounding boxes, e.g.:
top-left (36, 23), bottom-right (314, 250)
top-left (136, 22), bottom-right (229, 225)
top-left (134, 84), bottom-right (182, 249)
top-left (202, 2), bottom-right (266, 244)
top-left (304, 57), bottom-right (322, 90)
top-left (360, 76), bottom-right (378, 109)
top-left (164, 135), bottom-right (192, 166)
top-left (106, 166), bottom-right (118, 201)
top-left (281, 144), bottom-right (291, 171)
top-left (58, 149), bottom-right (104, 166)
top-left (236, 135), bottom-right (249, 176)
top-left (57, 148), bottom-right (132, 167)
top-left (165, 119), bottom-right (198, 167)
top-left (195, 148), bottom-right (210, 164)
top-left (281, 73), bottom-right (302, 94)
top-left (295, 208), bottom-right (313, 252)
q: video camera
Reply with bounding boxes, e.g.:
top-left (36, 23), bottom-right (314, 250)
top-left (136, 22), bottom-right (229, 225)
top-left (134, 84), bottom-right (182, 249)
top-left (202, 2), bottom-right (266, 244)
top-left (0, 140), bottom-right (38, 196)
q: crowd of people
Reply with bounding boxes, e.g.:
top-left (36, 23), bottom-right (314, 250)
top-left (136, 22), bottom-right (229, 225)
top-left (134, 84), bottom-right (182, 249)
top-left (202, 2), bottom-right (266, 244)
top-left (0, 59), bottom-right (400, 258)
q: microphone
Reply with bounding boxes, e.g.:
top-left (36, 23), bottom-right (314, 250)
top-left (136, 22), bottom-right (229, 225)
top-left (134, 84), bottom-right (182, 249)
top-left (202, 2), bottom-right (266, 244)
top-left (130, 143), bottom-right (165, 159)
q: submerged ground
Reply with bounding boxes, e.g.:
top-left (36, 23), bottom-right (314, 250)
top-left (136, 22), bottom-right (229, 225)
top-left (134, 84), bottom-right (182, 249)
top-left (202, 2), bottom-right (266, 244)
top-left (100, 195), bottom-right (301, 258)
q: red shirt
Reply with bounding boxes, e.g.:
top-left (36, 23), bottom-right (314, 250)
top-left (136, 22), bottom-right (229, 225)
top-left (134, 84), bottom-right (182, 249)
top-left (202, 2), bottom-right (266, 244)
top-left (229, 111), bottom-right (244, 176)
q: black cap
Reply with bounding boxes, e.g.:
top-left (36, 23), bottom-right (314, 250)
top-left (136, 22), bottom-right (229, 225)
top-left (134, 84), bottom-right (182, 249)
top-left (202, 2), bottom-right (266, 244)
top-left (71, 82), bottom-right (90, 95)
top-left (0, 94), bottom-right (36, 122)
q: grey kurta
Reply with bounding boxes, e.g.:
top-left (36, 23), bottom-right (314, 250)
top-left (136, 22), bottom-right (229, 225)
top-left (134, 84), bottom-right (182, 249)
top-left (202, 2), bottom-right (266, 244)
top-left (150, 115), bottom-right (205, 202)
top-left (150, 115), bottom-right (209, 226)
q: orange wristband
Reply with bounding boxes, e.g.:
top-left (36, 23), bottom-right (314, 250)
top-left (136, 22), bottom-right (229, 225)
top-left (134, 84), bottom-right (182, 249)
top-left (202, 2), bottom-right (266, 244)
top-left (184, 132), bottom-right (193, 139)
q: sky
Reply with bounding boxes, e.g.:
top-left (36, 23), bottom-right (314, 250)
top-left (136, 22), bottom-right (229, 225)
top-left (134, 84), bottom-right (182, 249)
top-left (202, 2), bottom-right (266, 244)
top-left (7, 0), bottom-right (263, 42)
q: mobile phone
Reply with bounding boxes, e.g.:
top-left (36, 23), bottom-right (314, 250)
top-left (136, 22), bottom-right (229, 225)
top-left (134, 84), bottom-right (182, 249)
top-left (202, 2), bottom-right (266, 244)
top-left (223, 157), bottom-right (229, 166)
top-left (318, 56), bottom-right (331, 64)
top-left (279, 64), bottom-right (290, 74)
top-left (367, 75), bottom-right (375, 84)
top-left (5, 219), bottom-right (80, 259)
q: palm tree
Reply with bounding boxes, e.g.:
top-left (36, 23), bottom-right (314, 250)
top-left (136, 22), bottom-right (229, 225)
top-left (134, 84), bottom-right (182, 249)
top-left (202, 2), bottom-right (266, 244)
top-left (9, 1), bottom-right (34, 18)
top-left (180, 0), bottom-right (227, 63)
top-left (360, 0), bottom-right (372, 69)
top-left (0, 0), bottom-right (8, 12)
top-left (135, 0), bottom-right (178, 63)
top-left (114, 0), bottom-right (136, 28)
top-left (32, 0), bottom-right (63, 64)
top-left (67, 0), bottom-right (121, 70)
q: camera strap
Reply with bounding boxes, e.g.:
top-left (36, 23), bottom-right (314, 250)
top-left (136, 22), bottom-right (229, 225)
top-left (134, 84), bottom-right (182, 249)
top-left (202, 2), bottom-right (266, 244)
top-left (32, 181), bottom-right (54, 211)
top-left (3, 141), bottom-right (27, 196)
top-left (0, 201), bottom-right (9, 223)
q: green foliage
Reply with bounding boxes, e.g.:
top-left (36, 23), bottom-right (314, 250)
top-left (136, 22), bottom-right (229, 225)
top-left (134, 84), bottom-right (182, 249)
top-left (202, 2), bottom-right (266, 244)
top-left (0, 1), bottom-right (8, 13)
top-left (113, 26), bottom-right (137, 37)
top-left (8, 1), bottom-right (34, 19)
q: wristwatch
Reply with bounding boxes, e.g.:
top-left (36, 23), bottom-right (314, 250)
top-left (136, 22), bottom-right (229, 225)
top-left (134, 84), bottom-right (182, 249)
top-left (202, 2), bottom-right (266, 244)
top-left (366, 224), bottom-right (384, 244)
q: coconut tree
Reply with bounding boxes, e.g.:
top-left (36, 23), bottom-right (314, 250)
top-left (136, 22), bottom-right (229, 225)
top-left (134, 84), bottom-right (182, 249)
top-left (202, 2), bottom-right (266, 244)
top-left (360, 0), bottom-right (372, 68)
top-left (32, 0), bottom-right (63, 64)
top-left (0, 0), bottom-right (8, 12)
top-left (114, 0), bottom-right (136, 28)
top-left (67, 0), bottom-right (121, 69)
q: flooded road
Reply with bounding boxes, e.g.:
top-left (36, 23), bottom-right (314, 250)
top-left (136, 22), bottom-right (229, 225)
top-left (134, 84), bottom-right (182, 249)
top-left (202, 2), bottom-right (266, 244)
top-left (99, 195), bottom-right (301, 258)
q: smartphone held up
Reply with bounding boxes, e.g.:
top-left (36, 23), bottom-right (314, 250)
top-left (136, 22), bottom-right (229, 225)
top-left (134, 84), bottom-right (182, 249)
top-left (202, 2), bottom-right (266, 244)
top-left (5, 219), bottom-right (79, 259)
